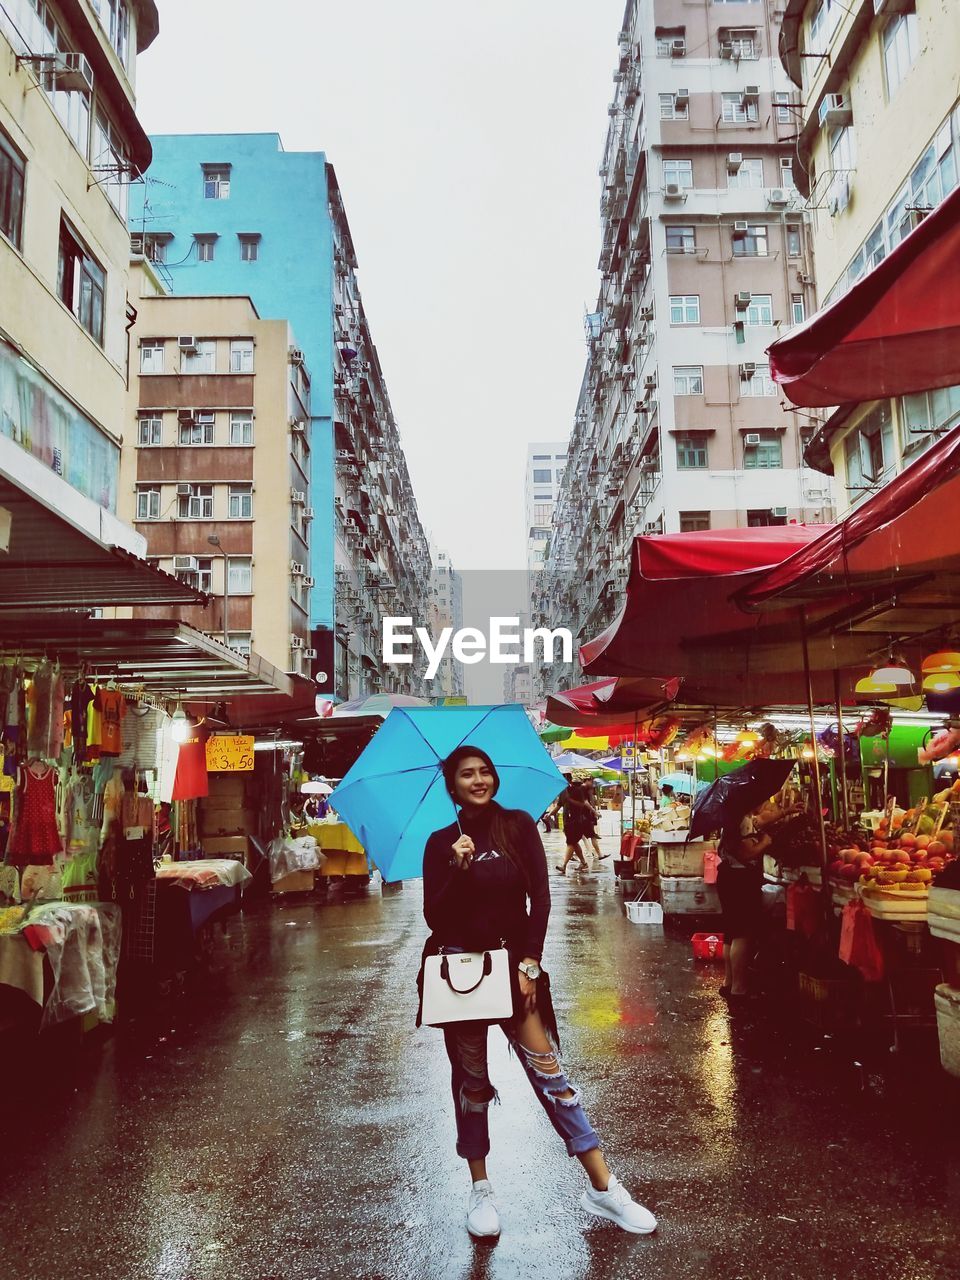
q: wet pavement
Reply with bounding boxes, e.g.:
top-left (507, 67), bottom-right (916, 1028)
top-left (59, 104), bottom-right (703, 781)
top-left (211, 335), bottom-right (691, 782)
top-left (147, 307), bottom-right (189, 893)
top-left (2, 830), bottom-right (960, 1280)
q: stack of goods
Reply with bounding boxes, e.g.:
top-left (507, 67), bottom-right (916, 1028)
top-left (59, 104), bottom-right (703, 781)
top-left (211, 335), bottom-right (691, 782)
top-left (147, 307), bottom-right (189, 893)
top-left (198, 774), bottom-right (253, 863)
top-left (763, 813), bottom-right (863, 885)
top-left (827, 811), bottom-right (956, 918)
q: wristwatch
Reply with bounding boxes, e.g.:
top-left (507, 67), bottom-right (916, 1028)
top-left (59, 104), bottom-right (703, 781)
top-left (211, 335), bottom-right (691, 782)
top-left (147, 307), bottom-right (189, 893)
top-left (518, 961), bottom-right (542, 980)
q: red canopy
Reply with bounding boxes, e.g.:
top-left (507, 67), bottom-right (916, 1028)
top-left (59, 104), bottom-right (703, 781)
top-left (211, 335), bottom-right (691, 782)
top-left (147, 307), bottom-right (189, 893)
top-left (545, 676), bottom-right (678, 731)
top-left (768, 185), bottom-right (960, 408)
top-left (739, 426), bottom-right (960, 618)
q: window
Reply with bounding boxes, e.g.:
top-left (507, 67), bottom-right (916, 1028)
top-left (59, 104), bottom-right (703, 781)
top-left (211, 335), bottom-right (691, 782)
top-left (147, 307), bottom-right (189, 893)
top-left (679, 511), bottom-right (710, 532)
top-left (141, 234), bottom-right (168, 263)
top-left (791, 293), bottom-right (805, 325)
top-left (181, 340), bottom-right (216, 374)
top-left (227, 632), bottom-right (252, 657)
top-left (745, 294), bottom-right (773, 326)
top-left (721, 93), bottom-right (759, 125)
top-left (725, 29), bottom-right (758, 59)
top-left (732, 223), bottom-right (769, 256)
top-left (883, 13), bottom-right (919, 99)
top-left (663, 158), bottom-right (693, 189)
top-left (178, 484), bottom-right (213, 519)
top-left (92, 111), bottom-right (130, 218)
top-left (747, 509), bottom-right (787, 527)
top-left (669, 295), bottom-right (700, 325)
top-left (195, 234), bottom-right (217, 262)
top-left (227, 556), bottom-right (253, 593)
top-left (786, 223), bottom-right (802, 257)
top-left (740, 364), bottom-right (778, 397)
top-left (673, 366), bottom-right (703, 395)
top-left (778, 156), bottom-right (795, 189)
top-left (900, 385), bottom-right (960, 454)
top-left (533, 503), bottom-right (553, 525)
top-left (138, 415), bottom-right (162, 446)
top-left (532, 454), bottom-right (550, 460)
top-left (229, 412), bottom-right (254, 445)
top-left (228, 484), bottom-right (253, 519)
top-left (774, 92), bottom-right (793, 124)
top-left (656, 27), bottom-right (684, 56)
top-left (665, 224), bottom-right (696, 253)
top-left (189, 557), bottom-right (214, 593)
top-left (727, 157), bottom-right (764, 189)
top-left (238, 233), bottom-right (260, 262)
top-left (136, 486), bottom-right (160, 520)
top-left (57, 219), bottom-right (105, 345)
top-left (743, 430), bottom-right (783, 469)
top-left (848, 402), bottom-right (896, 486)
top-left (676, 434), bottom-right (708, 469)
top-left (532, 468), bottom-right (552, 483)
top-left (139, 341), bottom-right (164, 374)
top-left (229, 339), bottom-right (254, 373)
top-left (0, 130), bottom-right (25, 250)
top-left (533, 492), bottom-right (551, 501)
top-left (809, 0), bottom-right (842, 53)
top-left (202, 165), bottom-right (231, 199)
top-left (179, 412), bottom-right (215, 446)
top-left (659, 93), bottom-right (688, 121)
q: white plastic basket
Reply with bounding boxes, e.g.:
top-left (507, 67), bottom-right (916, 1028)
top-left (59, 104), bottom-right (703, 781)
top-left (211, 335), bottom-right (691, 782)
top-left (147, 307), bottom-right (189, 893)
top-left (626, 900), bottom-right (664, 925)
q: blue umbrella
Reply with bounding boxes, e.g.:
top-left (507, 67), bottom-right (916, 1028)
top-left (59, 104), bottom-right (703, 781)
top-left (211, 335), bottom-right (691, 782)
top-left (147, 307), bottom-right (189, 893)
top-left (328, 704), bottom-right (566, 882)
top-left (658, 772), bottom-right (707, 795)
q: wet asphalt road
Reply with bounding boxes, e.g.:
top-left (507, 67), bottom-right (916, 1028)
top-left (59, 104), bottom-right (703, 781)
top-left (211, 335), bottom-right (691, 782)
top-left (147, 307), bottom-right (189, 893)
top-left (2, 830), bottom-right (960, 1280)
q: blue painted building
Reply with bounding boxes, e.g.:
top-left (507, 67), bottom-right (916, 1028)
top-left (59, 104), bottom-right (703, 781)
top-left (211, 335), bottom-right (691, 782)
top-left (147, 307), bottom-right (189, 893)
top-left (128, 133), bottom-right (336, 632)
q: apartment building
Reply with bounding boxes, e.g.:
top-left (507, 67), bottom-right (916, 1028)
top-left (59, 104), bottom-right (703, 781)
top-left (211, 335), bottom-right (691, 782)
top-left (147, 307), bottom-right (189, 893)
top-left (537, 0), bottom-right (831, 691)
top-left (525, 443), bottom-right (567, 574)
top-left (123, 262), bottom-right (316, 671)
top-left (780, 0), bottom-right (960, 509)
top-left (128, 135), bottom-right (433, 697)
top-left (426, 547), bottom-right (465, 701)
top-left (0, 1), bottom-right (182, 604)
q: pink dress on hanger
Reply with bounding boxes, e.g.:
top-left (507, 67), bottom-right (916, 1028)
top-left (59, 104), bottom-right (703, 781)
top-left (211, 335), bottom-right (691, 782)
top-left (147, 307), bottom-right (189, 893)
top-left (8, 762), bottom-right (62, 867)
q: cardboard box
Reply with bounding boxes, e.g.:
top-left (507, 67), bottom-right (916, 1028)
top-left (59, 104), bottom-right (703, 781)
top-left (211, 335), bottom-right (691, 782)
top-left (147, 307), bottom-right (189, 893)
top-left (200, 809), bottom-right (255, 836)
top-left (201, 835), bottom-right (248, 860)
top-left (271, 870), bottom-right (315, 894)
top-left (206, 777), bottom-right (248, 802)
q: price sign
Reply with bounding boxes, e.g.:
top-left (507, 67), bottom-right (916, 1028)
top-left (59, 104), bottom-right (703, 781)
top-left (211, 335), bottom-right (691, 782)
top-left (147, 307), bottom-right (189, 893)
top-left (205, 735), bottom-right (255, 772)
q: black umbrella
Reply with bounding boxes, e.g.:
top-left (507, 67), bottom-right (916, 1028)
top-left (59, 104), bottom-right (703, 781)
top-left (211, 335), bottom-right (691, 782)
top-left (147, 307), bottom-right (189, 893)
top-left (689, 758), bottom-right (796, 841)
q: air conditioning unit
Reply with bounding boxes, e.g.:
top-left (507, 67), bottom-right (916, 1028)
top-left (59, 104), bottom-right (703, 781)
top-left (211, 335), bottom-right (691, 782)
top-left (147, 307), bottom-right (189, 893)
top-left (290, 561), bottom-right (306, 576)
top-left (674, 89), bottom-right (689, 111)
top-left (303, 507), bottom-right (315, 521)
top-left (819, 93), bottom-right (852, 129)
top-left (290, 636), bottom-right (305, 650)
top-left (176, 483), bottom-right (193, 496)
top-left (173, 555), bottom-right (199, 573)
top-left (735, 290), bottom-right (752, 311)
top-left (289, 346), bottom-right (306, 365)
top-left (767, 188), bottom-right (790, 207)
top-left (303, 647), bottom-right (318, 659)
top-left (290, 489), bottom-right (306, 506)
top-left (740, 363), bottom-right (758, 380)
top-left (726, 152), bottom-right (743, 173)
top-left (640, 457), bottom-right (658, 472)
top-left (303, 577), bottom-right (316, 589)
top-left (718, 41), bottom-right (734, 59)
top-left (177, 409), bottom-right (194, 423)
top-left (289, 417), bottom-right (306, 433)
top-left (663, 182), bottom-right (686, 201)
top-left (670, 38), bottom-right (686, 57)
top-left (130, 233), bottom-right (144, 255)
top-left (639, 305), bottom-right (654, 322)
top-left (771, 507), bottom-right (788, 518)
top-left (797, 271), bottom-right (814, 285)
top-left (744, 432), bottom-right (762, 446)
top-left (643, 375), bottom-right (657, 391)
top-left (54, 51), bottom-right (94, 93)
top-left (336, 449), bottom-right (353, 462)
top-left (178, 336), bottom-right (197, 351)
top-left (732, 221), bottom-right (750, 238)
top-left (742, 85), bottom-right (760, 102)
top-left (643, 522), bottom-right (661, 535)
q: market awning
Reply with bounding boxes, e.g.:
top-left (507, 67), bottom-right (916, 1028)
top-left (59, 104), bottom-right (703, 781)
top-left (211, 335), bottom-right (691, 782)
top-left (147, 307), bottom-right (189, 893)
top-left (739, 427), bottom-right (960, 634)
top-left (768, 185), bottom-right (960, 408)
top-left (0, 616), bottom-right (292, 700)
top-left (545, 676), bottom-right (679, 730)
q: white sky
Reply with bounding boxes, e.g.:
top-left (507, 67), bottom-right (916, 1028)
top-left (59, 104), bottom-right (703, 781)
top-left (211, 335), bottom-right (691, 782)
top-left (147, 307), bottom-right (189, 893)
top-left (135, 0), bottom-right (623, 571)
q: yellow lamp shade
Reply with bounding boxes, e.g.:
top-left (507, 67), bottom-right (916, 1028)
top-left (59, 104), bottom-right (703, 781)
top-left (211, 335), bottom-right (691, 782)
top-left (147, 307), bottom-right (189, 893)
top-left (922, 651), bottom-right (960, 674)
top-left (923, 671), bottom-right (960, 693)
top-left (855, 675), bottom-right (897, 697)
top-left (881, 695), bottom-right (924, 711)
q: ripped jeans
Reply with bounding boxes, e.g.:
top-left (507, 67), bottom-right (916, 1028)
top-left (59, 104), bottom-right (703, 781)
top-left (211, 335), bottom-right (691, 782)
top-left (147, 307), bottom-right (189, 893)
top-left (443, 1021), bottom-right (600, 1160)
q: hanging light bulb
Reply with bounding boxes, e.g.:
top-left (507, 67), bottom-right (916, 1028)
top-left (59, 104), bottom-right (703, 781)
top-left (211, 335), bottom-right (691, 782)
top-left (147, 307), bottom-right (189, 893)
top-left (171, 699), bottom-right (190, 744)
top-left (675, 750), bottom-right (691, 762)
top-left (801, 745), bottom-right (815, 760)
top-left (736, 726), bottom-right (760, 745)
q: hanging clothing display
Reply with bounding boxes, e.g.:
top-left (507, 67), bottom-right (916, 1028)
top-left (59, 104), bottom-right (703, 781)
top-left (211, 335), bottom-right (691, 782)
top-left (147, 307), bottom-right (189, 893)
top-left (7, 761), bottom-right (62, 867)
top-left (69, 680), bottom-right (95, 765)
top-left (27, 660), bottom-right (65, 760)
top-left (96, 687), bottom-right (125, 757)
top-left (117, 703), bottom-right (162, 772)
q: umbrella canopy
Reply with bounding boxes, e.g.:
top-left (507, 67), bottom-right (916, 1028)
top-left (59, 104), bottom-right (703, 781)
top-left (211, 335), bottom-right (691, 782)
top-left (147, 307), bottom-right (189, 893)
top-left (538, 723), bottom-right (573, 744)
top-left (328, 704), bottom-right (565, 882)
top-left (551, 750), bottom-right (616, 776)
top-left (768, 185), bottom-right (960, 408)
top-left (546, 677), bottom-right (675, 731)
top-left (657, 772), bottom-right (706, 796)
top-left (300, 779), bottom-right (333, 796)
top-left (331, 692), bottom-right (431, 719)
top-left (597, 754), bottom-right (647, 773)
top-left (689, 759), bottom-right (796, 841)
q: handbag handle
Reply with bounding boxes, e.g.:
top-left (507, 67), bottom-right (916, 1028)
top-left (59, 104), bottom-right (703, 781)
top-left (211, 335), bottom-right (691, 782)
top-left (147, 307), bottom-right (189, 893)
top-left (440, 951), bottom-right (493, 995)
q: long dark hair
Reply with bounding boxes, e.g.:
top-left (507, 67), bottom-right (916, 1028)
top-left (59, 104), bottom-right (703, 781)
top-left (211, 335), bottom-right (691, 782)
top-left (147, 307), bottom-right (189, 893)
top-left (441, 744), bottom-right (533, 895)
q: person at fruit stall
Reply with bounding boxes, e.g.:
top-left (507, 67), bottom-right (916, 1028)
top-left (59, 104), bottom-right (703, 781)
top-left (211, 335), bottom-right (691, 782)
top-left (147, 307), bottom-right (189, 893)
top-left (658, 784), bottom-right (676, 810)
top-left (717, 794), bottom-right (796, 1001)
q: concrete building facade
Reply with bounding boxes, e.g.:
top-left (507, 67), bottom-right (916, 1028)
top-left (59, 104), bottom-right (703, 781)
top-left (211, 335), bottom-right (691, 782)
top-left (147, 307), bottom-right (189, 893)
top-left (537, 0), bottom-right (831, 692)
top-left (0, 0), bottom-right (159, 568)
top-left (123, 263), bottom-right (315, 672)
top-left (127, 133), bottom-right (433, 697)
top-left (427, 547), bottom-right (465, 702)
top-left (525, 442), bottom-right (567, 574)
top-left (780, 0), bottom-right (960, 508)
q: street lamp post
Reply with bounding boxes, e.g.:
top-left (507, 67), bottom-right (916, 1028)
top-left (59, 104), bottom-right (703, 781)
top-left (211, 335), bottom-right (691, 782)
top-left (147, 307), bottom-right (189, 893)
top-left (208, 533), bottom-right (229, 645)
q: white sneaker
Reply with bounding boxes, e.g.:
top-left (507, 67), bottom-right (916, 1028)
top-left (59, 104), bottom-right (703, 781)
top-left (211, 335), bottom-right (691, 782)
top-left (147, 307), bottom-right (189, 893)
top-left (466, 1180), bottom-right (501, 1238)
top-left (581, 1174), bottom-right (657, 1235)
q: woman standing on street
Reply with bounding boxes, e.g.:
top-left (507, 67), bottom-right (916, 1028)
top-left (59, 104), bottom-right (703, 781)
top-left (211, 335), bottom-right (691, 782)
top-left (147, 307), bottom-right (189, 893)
top-left (419, 745), bottom-right (656, 1240)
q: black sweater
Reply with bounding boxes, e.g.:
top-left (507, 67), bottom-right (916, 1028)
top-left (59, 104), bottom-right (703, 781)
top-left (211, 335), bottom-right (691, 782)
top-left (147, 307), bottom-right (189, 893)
top-left (421, 804), bottom-right (551, 960)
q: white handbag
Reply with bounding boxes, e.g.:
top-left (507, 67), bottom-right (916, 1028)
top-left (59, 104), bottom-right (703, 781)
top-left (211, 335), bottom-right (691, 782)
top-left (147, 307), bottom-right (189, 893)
top-left (421, 948), bottom-right (513, 1027)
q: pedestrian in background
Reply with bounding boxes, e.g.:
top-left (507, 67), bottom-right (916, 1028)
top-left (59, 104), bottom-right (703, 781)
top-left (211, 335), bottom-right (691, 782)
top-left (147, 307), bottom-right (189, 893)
top-left (556, 780), bottom-right (591, 874)
top-left (419, 745), bottom-right (657, 1239)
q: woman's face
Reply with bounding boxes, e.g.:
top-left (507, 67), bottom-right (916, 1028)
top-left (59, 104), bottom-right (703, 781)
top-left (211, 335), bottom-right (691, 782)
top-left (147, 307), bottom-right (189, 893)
top-left (453, 756), bottom-right (496, 807)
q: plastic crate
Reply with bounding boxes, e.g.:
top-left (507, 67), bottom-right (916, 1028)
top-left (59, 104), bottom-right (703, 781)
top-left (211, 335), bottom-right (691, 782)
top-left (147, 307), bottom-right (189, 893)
top-left (691, 932), bottom-right (724, 961)
top-left (626, 900), bottom-right (664, 925)
top-left (657, 841), bottom-right (712, 878)
top-left (797, 972), bottom-right (860, 1031)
